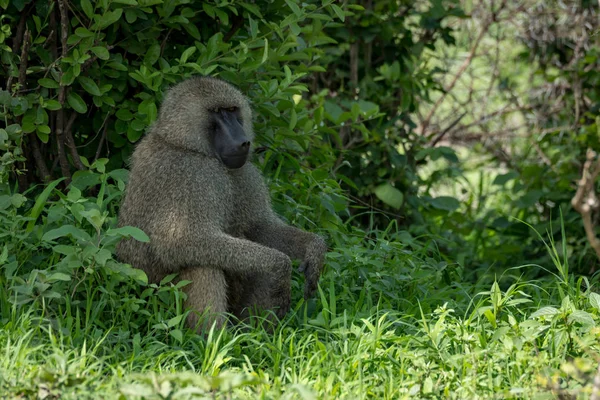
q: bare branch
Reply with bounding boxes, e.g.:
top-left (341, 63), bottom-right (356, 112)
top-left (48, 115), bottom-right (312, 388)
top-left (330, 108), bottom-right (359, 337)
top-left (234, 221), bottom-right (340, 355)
top-left (571, 149), bottom-right (600, 274)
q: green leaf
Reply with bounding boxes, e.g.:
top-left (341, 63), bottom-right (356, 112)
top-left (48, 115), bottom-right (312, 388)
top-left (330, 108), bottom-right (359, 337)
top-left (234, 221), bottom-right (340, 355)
top-left (10, 194), bottom-right (26, 208)
top-left (182, 22), bottom-right (201, 40)
top-left (67, 92), bottom-right (88, 113)
top-left (37, 125), bottom-right (50, 134)
top-left (91, 46), bottom-right (110, 60)
top-left (36, 130), bottom-right (49, 143)
top-left (107, 226), bottom-right (150, 242)
top-left (169, 329), bottom-right (183, 343)
top-left (39, 78), bottom-right (59, 88)
top-left (81, 0), bottom-right (94, 19)
top-left (568, 310), bottom-right (595, 326)
top-left (61, 68), bottom-right (76, 86)
top-left (289, 108), bottom-right (297, 130)
top-left (429, 196), bottom-right (460, 212)
top-left (590, 293), bottom-right (600, 312)
top-left (167, 314), bottom-right (184, 327)
top-left (493, 171), bottom-right (519, 186)
top-left (331, 4), bottom-right (345, 21)
top-left (261, 38), bottom-right (269, 64)
top-left (374, 184), bottom-right (404, 209)
top-left (530, 306), bottom-right (560, 319)
top-left (0, 246), bottom-right (7, 264)
top-left (95, 9), bottom-right (123, 29)
top-left (43, 100), bottom-right (62, 111)
top-left (144, 43), bottom-right (161, 66)
top-left (78, 76), bottom-right (102, 96)
top-left (116, 108), bottom-right (133, 121)
top-left (42, 225), bottom-right (92, 242)
top-left (26, 178), bottom-right (66, 232)
top-left (114, 0), bottom-right (137, 4)
top-left (180, 46), bottom-right (196, 64)
top-left (284, 0), bottom-right (302, 17)
top-left (248, 16), bottom-right (258, 39)
top-left (47, 272), bottom-right (72, 282)
top-left (160, 274), bottom-right (177, 285)
top-left (106, 261), bottom-right (148, 284)
top-left (75, 27), bottom-right (94, 38)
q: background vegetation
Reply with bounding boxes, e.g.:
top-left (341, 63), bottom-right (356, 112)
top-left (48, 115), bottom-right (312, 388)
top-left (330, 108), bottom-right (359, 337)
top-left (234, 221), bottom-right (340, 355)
top-left (1, 0), bottom-right (599, 398)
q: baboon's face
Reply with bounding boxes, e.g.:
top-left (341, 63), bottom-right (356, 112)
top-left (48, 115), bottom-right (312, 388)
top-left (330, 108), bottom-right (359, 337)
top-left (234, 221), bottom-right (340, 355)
top-left (209, 106), bottom-right (250, 169)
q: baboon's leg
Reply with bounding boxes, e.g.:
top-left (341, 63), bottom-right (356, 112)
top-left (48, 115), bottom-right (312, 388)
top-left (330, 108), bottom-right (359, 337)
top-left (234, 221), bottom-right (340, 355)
top-left (227, 272), bottom-right (291, 323)
top-left (179, 267), bottom-right (228, 332)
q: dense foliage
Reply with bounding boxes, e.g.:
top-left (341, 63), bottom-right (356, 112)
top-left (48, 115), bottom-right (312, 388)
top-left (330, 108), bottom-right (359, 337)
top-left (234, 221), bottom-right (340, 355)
top-left (1, 0), bottom-right (600, 398)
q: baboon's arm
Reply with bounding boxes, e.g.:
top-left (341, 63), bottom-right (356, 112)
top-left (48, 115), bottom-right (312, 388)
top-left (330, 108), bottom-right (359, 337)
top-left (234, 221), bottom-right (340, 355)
top-left (245, 218), bottom-right (327, 298)
top-left (153, 229), bottom-right (291, 277)
top-left (245, 219), bottom-right (319, 259)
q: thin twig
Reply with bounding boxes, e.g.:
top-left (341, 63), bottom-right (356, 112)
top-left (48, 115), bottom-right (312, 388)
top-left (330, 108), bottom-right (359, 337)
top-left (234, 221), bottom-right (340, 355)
top-left (428, 112), bottom-right (466, 147)
top-left (421, 0), bottom-right (507, 135)
top-left (94, 123), bottom-right (109, 163)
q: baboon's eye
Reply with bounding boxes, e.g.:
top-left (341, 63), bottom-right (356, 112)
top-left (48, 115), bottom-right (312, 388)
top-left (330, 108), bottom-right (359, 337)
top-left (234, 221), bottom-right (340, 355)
top-left (226, 107), bottom-right (237, 112)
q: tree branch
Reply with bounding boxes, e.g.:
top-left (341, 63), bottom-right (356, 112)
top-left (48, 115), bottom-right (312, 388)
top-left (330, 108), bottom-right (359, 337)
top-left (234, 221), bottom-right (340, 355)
top-left (571, 149), bottom-right (600, 274)
top-left (55, 0), bottom-right (72, 182)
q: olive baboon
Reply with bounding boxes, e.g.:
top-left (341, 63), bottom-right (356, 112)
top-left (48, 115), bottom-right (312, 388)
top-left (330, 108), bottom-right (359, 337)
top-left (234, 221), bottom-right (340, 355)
top-left (116, 77), bottom-right (327, 330)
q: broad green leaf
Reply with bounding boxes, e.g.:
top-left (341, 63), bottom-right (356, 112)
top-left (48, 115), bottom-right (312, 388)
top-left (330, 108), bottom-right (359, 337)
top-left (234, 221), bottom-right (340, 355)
top-left (530, 306), bottom-right (560, 319)
top-left (91, 46), bottom-right (110, 60)
top-left (78, 76), bottom-right (102, 96)
top-left (144, 43), bottom-right (161, 66)
top-left (107, 226), bottom-right (150, 242)
top-left (167, 314), bottom-right (184, 327)
top-left (42, 225), bottom-right (92, 242)
top-left (43, 100), bottom-right (61, 110)
top-left (116, 108), bottom-right (133, 121)
top-left (590, 292), bottom-right (600, 312)
top-left (67, 92), bottom-right (88, 113)
top-left (95, 9), bottom-right (123, 29)
top-left (39, 78), bottom-right (59, 88)
top-left (106, 261), bottom-right (148, 284)
top-left (374, 184), bottom-right (404, 209)
top-left (568, 310), bottom-right (595, 326)
top-left (81, 0), bottom-right (94, 19)
top-left (10, 193), bottom-right (26, 208)
top-left (429, 196), bottom-right (460, 212)
top-left (75, 27), bottom-right (94, 37)
top-left (493, 171), bottom-right (519, 186)
top-left (169, 329), bottom-right (183, 343)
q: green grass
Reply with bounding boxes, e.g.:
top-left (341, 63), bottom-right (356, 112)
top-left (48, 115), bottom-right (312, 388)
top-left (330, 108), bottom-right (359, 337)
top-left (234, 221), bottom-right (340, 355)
top-left (2, 230), bottom-right (600, 399)
top-left (1, 181), bottom-right (599, 399)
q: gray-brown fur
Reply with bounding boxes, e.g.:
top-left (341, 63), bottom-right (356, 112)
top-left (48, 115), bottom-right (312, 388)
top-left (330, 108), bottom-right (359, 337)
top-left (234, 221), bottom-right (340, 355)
top-left (116, 77), bottom-right (327, 331)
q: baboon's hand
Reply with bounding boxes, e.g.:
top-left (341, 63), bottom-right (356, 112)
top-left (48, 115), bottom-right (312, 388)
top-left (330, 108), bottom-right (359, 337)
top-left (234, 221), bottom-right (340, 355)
top-left (298, 236), bottom-right (327, 299)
